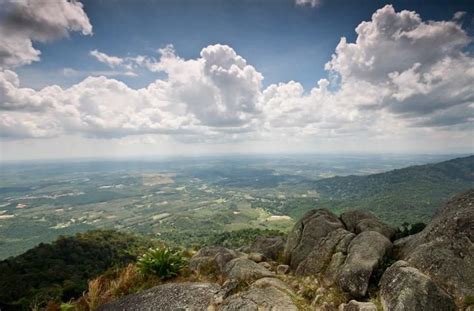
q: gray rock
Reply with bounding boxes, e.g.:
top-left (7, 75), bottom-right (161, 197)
top-left (98, 282), bottom-right (220, 311)
top-left (340, 209), bottom-right (396, 239)
top-left (247, 252), bottom-right (265, 263)
top-left (379, 261), bottom-right (456, 311)
top-left (396, 189), bottom-right (474, 305)
top-left (338, 300), bottom-right (377, 311)
top-left (252, 277), bottom-right (293, 292)
top-left (296, 228), bottom-right (355, 276)
top-left (284, 209), bottom-right (345, 269)
top-left (224, 258), bottom-right (274, 282)
top-left (220, 278), bottom-right (297, 311)
top-left (276, 264), bottom-right (290, 275)
top-left (250, 236), bottom-right (286, 260)
top-left (337, 231), bottom-right (392, 298)
top-left (189, 246), bottom-right (239, 275)
top-left (259, 262), bottom-right (272, 270)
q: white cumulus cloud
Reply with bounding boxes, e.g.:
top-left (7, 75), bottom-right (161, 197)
top-left (0, 0), bottom-right (92, 68)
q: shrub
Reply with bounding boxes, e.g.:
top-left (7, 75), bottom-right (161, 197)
top-left (137, 246), bottom-right (186, 279)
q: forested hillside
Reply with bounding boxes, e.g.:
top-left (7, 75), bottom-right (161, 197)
top-left (0, 230), bottom-right (156, 310)
top-left (311, 155), bottom-right (474, 223)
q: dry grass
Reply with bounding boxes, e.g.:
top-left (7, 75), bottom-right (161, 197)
top-left (76, 264), bottom-right (149, 310)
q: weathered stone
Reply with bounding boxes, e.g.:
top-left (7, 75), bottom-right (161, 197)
top-left (396, 189), bottom-right (474, 306)
top-left (224, 258), bottom-right (274, 282)
top-left (276, 264), bottom-right (290, 275)
top-left (284, 209), bottom-right (345, 270)
top-left (189, 246), bottom-right (239, 275)
top-left (98, 282), bottom-right (220, 311)
top-left (338, 300), bottom-right (377, 311)
top-left (337, 231), bottom-right (392, 298)
top-left (296, 228), bottom-right (354, 276)
top-left (252, 277), bottom-right (293, 292)
top-left (247, 252), bottom-right (265, 263)
top-left (379, 261), bottom-right (456, 311)
top-left (220, 278), bottom-right (297, 311)
top-left (250, 236), bottom-right (286, 260)
top-left (340, 209), bottom-right (396, 239)
top-left (258, 261), bottom-right (272, 270)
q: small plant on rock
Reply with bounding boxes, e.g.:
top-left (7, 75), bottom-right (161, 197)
top-left (137, 246), bottom-right (186, 279)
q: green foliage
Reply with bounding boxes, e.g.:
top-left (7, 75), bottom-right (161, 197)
top-left (393, 222), bottom-right (427, 240)
top-left (136, 246), bottom-right (186, 279)
top-left (0, 230), bottom-right (156, 310)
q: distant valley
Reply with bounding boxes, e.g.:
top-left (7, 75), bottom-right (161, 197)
top-left (0, 154), bottom-right (472, 259)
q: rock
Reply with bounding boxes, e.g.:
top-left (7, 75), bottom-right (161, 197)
top-left (98, 282), bottom-right (220, 311)
top-left (224, 258), bottom-right (274, 282)
top-left (338, 300), bottom-right (377, 311)
top-left (189, 246), bottom-right (239, 275)
top-left (316, 302), bottom-right (338, 311)
top-left (296, 228), bottom-right (354, 276)
top-left (252, 277), bottom-right (293, 292)
top-left (258, 262), bottom-right (272, 270)
top-left (276, 264), bottom-right (290, 275)
top-left (247, 252), bottom-right (265, 263)
top-left (396, 189), bottom-right (474, 306)
top-left (340, 209), bottom-right (396, 239)
top-left (379, 261), bottom-right (456, 311)
top-left (220, 278), bottom-right (297, 311)
top-left (250, 236), bottom-right (286, 260)
top-left (336, 231), bottom-right (392, 298)
top-left (284, 209), bottom-right (345, 269)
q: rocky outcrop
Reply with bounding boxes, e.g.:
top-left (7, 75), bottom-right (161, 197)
top-left (219, 277), bottom-right (297, 310)
top-left (189, 246), bottom-right (239, 275)
top-left (284, 208), bottom-right (392, 299)
top-left (223, 258), bottom-right (274, 282)
top-left (249, 236), bottom-right (285, 260)
top-left (336, 231), bottom-right (392, 298)
top-left (340, 209), bottom-right (396, 239)
top-left (295, 228), bottom-right (354, 276)
top-left (379, 261), bottom-right (456, 311)
top-left (394, 189), bottom-right (474, 306)
top-left (284, 209), bottom-right (346, 270)
top-left (98, 282), bottom-right (220, 311)
top-left (338, 300), bottom-right (377, 311)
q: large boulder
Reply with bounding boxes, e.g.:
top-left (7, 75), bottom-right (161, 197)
top-left (295, 228), bottom-right (354, 276)
top-left (224, 258), bottom-right (274, 282)
top-left (336, 231), bottom-right (392, 298)
top-left (379, 261), bottom-right (456, 311)
top-left (190, 246), bottom-right (239, 275)
top-left (98, 282), bottom-right (220, 311)
top-left (219, 277), bottom-right (297, 310)
top-left (284, 209), bottom-right (345, 269)
top-left (396, 189), bottom-right (474, 306)
top-left (249, 236), bottom-right (285, 260)
top-left (340, 209), bottom-right (396, 239)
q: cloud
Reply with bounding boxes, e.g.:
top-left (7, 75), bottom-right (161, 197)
top-left (0, 44), bottom-right (264, 138)
top-left (0, 0), bottom-right (92, 68)
top-left (323, 5), bottom-right (473, 127)
top-left (1, 4), bottom-right (472, 150)
top-left (90, 50), bottom-right (124, 68)
top-left (295, 0), bottom-right (321, 8)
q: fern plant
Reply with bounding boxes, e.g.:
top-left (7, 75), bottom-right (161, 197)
top-left (137, 246), bottom-right (186, 279)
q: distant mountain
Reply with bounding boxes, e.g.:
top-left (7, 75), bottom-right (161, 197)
top-left (310, 155), bottom-right (474, 224)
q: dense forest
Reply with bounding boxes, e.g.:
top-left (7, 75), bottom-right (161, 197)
top-left (0, 230), bottom-right (156, 310)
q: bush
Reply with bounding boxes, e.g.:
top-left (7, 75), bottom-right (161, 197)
top-left (137, 246), bottom-right (186, 279)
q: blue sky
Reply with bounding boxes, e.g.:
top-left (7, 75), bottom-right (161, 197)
top-left (0, 0), bottom-right (473, 160)
top-left (16, 0), bottom-right (474, 90)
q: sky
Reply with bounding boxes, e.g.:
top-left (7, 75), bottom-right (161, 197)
top-left (0, 0), bottom-right (473, 161)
